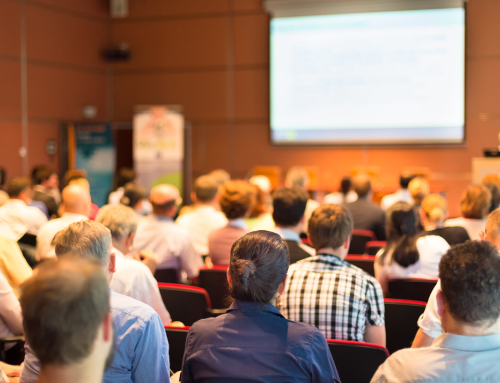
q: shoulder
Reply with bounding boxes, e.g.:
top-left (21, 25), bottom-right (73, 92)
top-left (416, 235), bottom-right (450, 251)
top-left (110, 290), bottom-right (160, 326)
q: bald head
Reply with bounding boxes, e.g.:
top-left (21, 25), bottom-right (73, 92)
top-left (62, 185), bottom-right (91, 216)
top-left (150, 184), bottom-right (181, 217)
top-left (352, 174), bottom-right (371, 198)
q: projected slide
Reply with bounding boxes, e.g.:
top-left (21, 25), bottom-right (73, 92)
top-left (270, 8), bottom-right (465, 145)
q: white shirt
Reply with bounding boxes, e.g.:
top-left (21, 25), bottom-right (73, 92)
top-left (322, 190), bottom-right (358, 205)
top-left (445, 217), bottom-right (486, 240)
top-left (0, 272), bottom-right (23, 341)
top-left (176, 205), bottom-right (228, 255)
top-left (273, 227), bottom-right (315, 256)
top-left (110, 248), bottom-right (171, 326)
top-left (36, 212), bottom-right (88, 261)
top-left (0, 199), bottom-right (47, 241)
top-left (417, 280), bottom-right (442, 338)
top-left (303, 199), bottom-right (320, 233)
top-left (380, 189), bottom-right (414, 211)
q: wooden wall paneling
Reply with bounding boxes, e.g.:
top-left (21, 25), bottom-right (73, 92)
top-left (27, 0), bottom-right (108, 18)
top-left (0, 121), bottom-right (23, 177)
top-left (0, 0), bottom-right (21, 57)
top-left (233, 0), bottom-right (263, 12)
top-left (125, 0), bottom-right (228, 19)
top-left (466, 59), bottom-right (500, 116)
top-left (233, 13), bottom-right (269, 66)
top-left (234, 69), bottom-right (269, 120)
top-left (466, 0), bottom-right (500, 57)
top-left (27, 122), bottom-right (60, 173)
top-left (0, 59), bottom-right (22, 118)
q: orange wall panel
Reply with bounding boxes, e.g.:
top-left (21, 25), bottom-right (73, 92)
top-left (125, 0), bottom-right (228, 19)
top-left (233, 14), bottom-right (269, 66)
top-left (28, 122), bottom-right (60, 173)
top-left (0, 59), bottom-right (22, 118)
top-left (0, 121), bottom-right (23, 177)
top-left (234, 69), bottom-right (269, 120)
top-left (467, 0), bottom-right (500, 57)
top-left (0, 0), bottom-right (21, 57)
top-left (28, 0), bottom-right (108, 18)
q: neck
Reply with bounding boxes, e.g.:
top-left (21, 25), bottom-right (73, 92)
top-left (37, 362), bottom-right (104, 383)
top-left (276, 224), bottom-right (301, 235)
top-left (316, 247), bottom-right (346, 260)
top-left (444, 316), bottom-right (500, 337)
top-left (112, 240), bottom-right (127, 256)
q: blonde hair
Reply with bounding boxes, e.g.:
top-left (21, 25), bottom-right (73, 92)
top-left (408, 177), bottom-right (430, 204)
top-left (421, 194), bottom-right (447, 223)
top-left (460, 184), bottom-right (491, 219)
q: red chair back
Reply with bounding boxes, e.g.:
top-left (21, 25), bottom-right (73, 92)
top-left (348, 230), bottom-right (376, 254)
top-left (326, 339), bottom-right (389, 383)
top-left (198, 266), bottom-right (230, 309)
top-left (154, 268), bottom-right (179, 283)
top-left (345, 255), bottom-right (375, 277)
top-left (365, 241), bottom-right (386, 255)
top-left (388, 278), bottom-right (437, 302)
top-left (158, 283), bottom-right (211, 326)
top-left (165, 326), bottom-right (190, 372)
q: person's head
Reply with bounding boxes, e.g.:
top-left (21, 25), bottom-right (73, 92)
top-left (272, 187), bottom-right (308, 230)
top-left (96, 204), bottom-right (138, 252)
top-left (484, 183), bottom-right (500, 214)
top-left (219, 180), bottom-right (254, 220)
top-left (20, 258), bottom-right (114, 375)
top-left (7, 176), bottom-right (32, 202)
top-left (114, 168), bottom-right (136, 190)
top-left (308, 204), bottom-right (353, 258)
top-left (285, 167), bottom-right (309, 190)
top-left (460, 184), bottom-right (491, 219)
top-left (209, 169), bottom-right (230, 187)
top-left (483, 173), bottom-right (500, 191)
top-left (193, 175), bottom-right (219, 204)
top-left (438, 241), bottom-right (500, 333)
top-left (65, 169), bottom-right (87, 186)
top-left (408, 177), bottom-right (430, 205)
top-left (228, 230), bottom-right (289, 304)
top-left (61, 184), bottom-right (91, 217)
top-left (249, 175), bottom-right (272, 195)
top-left (421, 194), bottom-right (448, 226)
top-left (248, 184), bottom-right (267, 218)
top-left (149, 184), bottom-right (182, 217)
top-left (69, 177), bottom-right (91, 193)
top-left (52, 220), bottom-right (114, 282)
top-left (120, 183), bottom-right (146, 211)
top-left (400, 173), bottom-right (416, 189)
top-left (352, 174), bottom-right (371, 199)
top-left (340, 176), bottom-right (351, 195)
top-left (484, 208), bottom-right (500, 249)
top-left (32, 165), bottom-right (58, 188)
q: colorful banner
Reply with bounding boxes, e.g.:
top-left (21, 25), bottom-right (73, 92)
top-left (133, 106), bottom-right (184, 195)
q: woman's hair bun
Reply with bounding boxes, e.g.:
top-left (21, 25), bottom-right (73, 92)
top-left (237, 259), bottom-right (257, 286)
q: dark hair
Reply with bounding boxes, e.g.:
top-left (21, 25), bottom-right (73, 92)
top-left (114, 168), bottom-right (136, 190)
top-left (439, 240), bottom-right (500, 325)
top-left (20, 258), bottom-right (110, 366)
top-left (380, 202), bottom-right (419, 268)
top-left (400, 174), bottom-right (416, 189)
top-left (308, 204), bottom-right (353, 251)
top-left (32, 165), bottom-right (54, 185)
top-left (229, 231), bottom-right (289, 303)
top-left (194, 175), bottom-right (219, 203)
top-left (120, 183), bottom-right (146, 209)
top-left (484, 183), bottom-right (500, 214)
top-left (219, 180), bottom-right (254, 220)
top-left (151, 200), bottom-right (177, 215)
top-left (7, 177), bottom-right (30, 198)
top-left (340, 177), bottom-right (351, 195)
top-left (0, 167), bottom-right (7, 188)
top-left (64, 169), bottom-right (87, 186)
top-left (272, 187), bottom-right (308, 227)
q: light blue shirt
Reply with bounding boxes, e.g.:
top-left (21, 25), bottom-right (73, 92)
top-left (20, 290), bottom-right (170, 383)
top-left (371, 333), bottom-right (500, 383)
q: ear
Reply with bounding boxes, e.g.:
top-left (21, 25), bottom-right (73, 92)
top-left (436, 289), bottom-right (445, 318)
top-left (226, 268), bottom-right (232, 288)
top-left (125, 232), bottom-right (135, 249)
top-left (102, 312), bottom-right (112, 342)
top-left (278, 274), bottom-right (288, 296)
top-left (109, 252), bottom-right (116, 274)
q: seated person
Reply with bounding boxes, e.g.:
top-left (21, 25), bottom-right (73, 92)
top-left (272, 187), bottom-right (314, 264)
top-left (109, 167), bottom-right (137, 205)
top-left (445, 184), bottom-right (491, 240)
top-left (371, 241), bottom-right (500, 383)
top-left (245, 176), bottom-right (275, 231)
top-left (278, 204), bottom-right (386, 345)
top-left (0, 272), bottom-right (23, 365)
top-left (285, 167), bottom-right (319, 233)
top-left (179, 231), bottom-right (340, 383)
top-left (31, 165), bottom-right (60, 218)
top-left (20, 258), bottom-right (114, 383)
top-left (380, 173), bottom-right (415, 211)
top-left (419, 194), bottom-right (470, 246)
top-left (408, 176), bottom-right (430, 230)
top-left (176, 175), bottom-right (228, 255)
top-left (208, 180), bottom-right (254, 266)
top-left (375, 202), bottom-right (449, 294)
top-left (323, 176), bottom-right (358, 205)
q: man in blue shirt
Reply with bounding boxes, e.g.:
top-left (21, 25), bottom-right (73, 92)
top-left (20, 220), bottom-right (170, 383)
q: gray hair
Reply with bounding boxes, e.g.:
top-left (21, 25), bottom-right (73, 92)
top-left (52, 220), bottom-right (112, 267)
top-left (285, 167), bottom-right (309, 189)
top-left (96, 204), bottom-right (138, 242)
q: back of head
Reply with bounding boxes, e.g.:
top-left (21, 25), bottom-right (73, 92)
top-left (408, 177), bottom-right (430, 204)
top-left (484, 183), bottom-right (500, 213)
top-left (249, 175), bottom-right (272, 194)
top-left (62, 184), bottom-right (91, 215)
top-left (248, 184), bottom-right (267, 218)
top-left (219, 180), bottom-right (254, 220)
top-left (69, 178), bottom-right (91, 193)
top-left (485, 208), bottom-right (500, 243)
top-left (115, 168), bottom-right (136, 189)
top-left (352, 174), bottom-right (371, 198)
top-left (421, 194), bottom-right (447, 223)
top-left (96, 204), bottom-right (138, 242)
top-left (65, 169), bottom-right (87, 186)
top-left (194, 175), bottom-right (219, 203)
top-left (308, 204), bottom-right (354, 251)
top-left (439, 241), bottom-right (500, 326)
top-left (460, 184), bottom-right (491, 219)
top-left (52, 220), bottom-right (112, 266)
top-left (32, 165), bottom-right (54, 186)
top-left (285, 167), bottom-right (309, 189)
top-left (209, 169), bottom-right (230, 187)
top-left (120, 183), bottom-right (146, 209)
top-left (272, 187), bottom-right (308, 227)
top-left (482, 173), bottom-right (500, 190)
top-left (384, 202), bottom-right (419, 267)
top-left (400, 173), bottom-right (416, 189)
top-left (340, 177), bottom-right (351, 195)
top-left (20, 258), bottom-right (110, 366)
top-left (150, 184), bottom-right (181, 216)
top-left (7, 177), bottom-right (30, 198)
top-left (229, 230), bottom-right (289, 303)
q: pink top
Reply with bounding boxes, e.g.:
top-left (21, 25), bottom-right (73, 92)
top-left (208, 220), bottom-right (248, 266)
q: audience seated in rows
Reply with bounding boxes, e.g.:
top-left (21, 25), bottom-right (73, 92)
top-left (0, 236), bottom-right (32, 295)
top-left (345, 174), bottom-right (386, 240)
top-left (176, 175), bottom-right (227, 255)
top-left (119, 182), bottom-right (148, 217)
top-left (0, 271), bottom-right (23, 364)
top-left (380, 173), bottom-right (415, 211)
top-left (374, 202), bottom-right (449, 293)
top-left (445, 184), bottom-right (490, 240)
top-left (419, 193), bottom-right (470, 246)
top-left (0, 177), bottom-right (47, 241)
top-left (96, 204), bottom-right (171, 326)
top-left (133, 184), bottom-right (202, 282)
top-left (208, 180), bottom-right (253, 266)
top-left (372, 240), bottom-right (500, 383)
top-left (178, 231), bottom-right (340, 383)
top-left (272, 187), bottom-right (315, 264)
top-left (323, 176), bottom-right (358, 205)
top-left (21, 220), bottom-right (170, 383)
top-left (246, 175), bottom-right (275, 231)
top-left (278, 204), bottom-right (386, 346)
top-left (20, 258), bottom-right (114, 383)
top-left (31, 165), bottom-right (60, 218)
top-left (285, 167), bottom-right (319, 233)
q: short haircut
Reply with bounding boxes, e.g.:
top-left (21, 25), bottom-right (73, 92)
top-left (308, 204), bottom-right (354, 251)
top-left (7, 177), bottom-right (30, 198)
top-left (120, 183), bottom-right (146, 209)
top-left (52, 220), bottom-right (112, 266)
top-left (219, 180), bottom-right (254, 220)
top-left (32, 165), bottom-right (54, 185)
top-left (340, 177), bottom-right (351, 195)
top-left (209, 169), bottom-right (230, 186)
top-left (115, 167), bottom-right (136, 189)
top-left (408, 177), bottom-right (430, 203)
top-left (20, 258), bottom-right (110, 366)
top-left (485, 208), bottom-right (500, 241)
top-left (229, 230), bottom-right (289, 303)
top-left (286, 167), bottom-right (309, 189)
top-left (152, 200), bottom-right (177, 215)
top-left (439, 241), bottom-right (500, 326)
top-left (194, 175), bottom-right (219, 203)
top-left (400, 174), bottom-right (416, 189)
top-left (352, 175), bottom-right (371, 198)
top-left (64, 169), bottom-right (87, 185)
top-left (421, 194), bottom-right (447, 223)
top-left (460, 184), bottom-right (491, 219)
top-left (96, 204), bottom-right (138, 242)
top-left (272, 187), bottom-right (308, 227)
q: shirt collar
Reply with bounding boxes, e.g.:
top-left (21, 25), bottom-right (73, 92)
top-left (227, 300), bottom-right (284, 318)
top-left (433, 333), bottom-right (500, 352)
top-left (274, 227), bottom-right (300, 242)
top-left (151, 215), bottom-right (173, 222)
top-left (228, 218), bottom-right (247, 229)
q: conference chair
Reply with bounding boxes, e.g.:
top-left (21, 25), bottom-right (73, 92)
top-left (348, 229), bottom-right (376, 254)
top-left (384, 298), bottom-right (426, 354)
top-left (344, 255), bottom-right (375, 277)
top-left (158, 283), bottom-right (211, 326)
top-left (388, 278), bottom-right (438, 302)
top-left (154, 268), bottom-right (180, 284)
top-left (17, 233), bottom-right (38, 268)
top-left (198, 265), bottom-right (230, 309)
top-left (0, 335), bottom-right (25, 365)
top-left (326, 339), bottom-right (389, 383)
top-left (365, 241), bottom-right (386, 255)
top-left (165, 326), bottom-right (190, 373)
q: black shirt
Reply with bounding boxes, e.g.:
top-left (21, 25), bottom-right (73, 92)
top-left (419, 226), bottom-right (470, 246)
